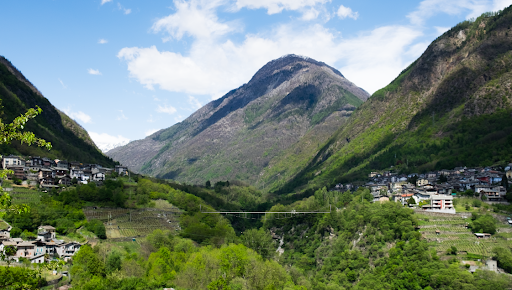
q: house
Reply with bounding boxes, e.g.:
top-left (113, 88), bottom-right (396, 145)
top-left (30, 156), bottom-right (45, 167)
top-left (474, 233), bottom-right (491, 238)
top-left (70, 168), bottom-right (84, 180)
top-left (2, 155), bottom-right (25, 169)
top-left (507, 170), bottom-right (512, 179)
top-left (69, 161), bottom-right (81, 169)
top-left (475, 185), bottom-right (506, 201)
top-left (115, 165), bottom-right (128, 176)
top-left (33, 240), bottom-right (46, 257)
top-left (55, 160), bottom-right (69, 169)
top-left (417, 178), bottom-right (430, 187)
top-left (41, 157), bottom-right (55, 168)
top-left (52, 167), bottom-right (69, 178)
top-left (0, 227), bottom-right (11, 239)
top-left (369, 172), bottom-right (379, 178)
top-left (92, 171), bottom-right (105, 182)
top-left (38, 226), bottom-right (56, 242)
top-left (421, 194), bottom-right (455, 214)
top-left (16, 241), bottom-right (36, 261)
top-left (369, 184), bottom-right (388, 194)
top-left (413, 190), bottom-right (432, 204)
top-left (44, 240), bottom-right (64, 257)
top-left (29, 254), bottom-right (45, 264)
top-left (6, 165), bottom-right (25, 180)
top-left (60, 242), bottom-right (81, 261)
top-left (58, 175), bottom-right (72, 186)
top-left (426, 172), bottom-right (437, 179)
top-left (436, 184), bottom-right (454, 195)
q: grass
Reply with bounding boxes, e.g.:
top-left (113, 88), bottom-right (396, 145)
top-left (0, 219), bottom-right (9, 230)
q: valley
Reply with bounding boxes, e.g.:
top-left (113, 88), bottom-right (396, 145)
top-left (2, 5), bottom-right (512, 290)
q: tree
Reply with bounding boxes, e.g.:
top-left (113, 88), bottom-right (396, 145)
top-left (407, 197), bottom-right (416, 205)
top-left (448, 246), bottom-right (458, 255)
top-left (438, 174), bottom-right (448, 183)
top-left (493, 247), bottom-right (512, 273)
top-left (206, 180), bottom-right (211, 189)
top-left (240, 228), bottom-right (274, 258)
top-left (471, 214), bottom-right (497, 234)
top-left (0, 103), bottom-right (51, 214)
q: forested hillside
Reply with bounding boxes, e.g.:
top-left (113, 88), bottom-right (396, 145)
top-left (0, 56), bottom-right (114, 166)
top-left (269, 7), bottom-right (512, 194)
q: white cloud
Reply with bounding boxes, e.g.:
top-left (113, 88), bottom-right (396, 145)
top-left (145, 129), bottom-right (159, 136)
top-left (117, 3), bottom-right (131, 14)
top-left (234, 0), bottom-right (329, 14)
top-left (493, 0), bottom-right (512, 10)
top-left (89, 132), bottom-right (130, 152)
top-left (156, 104), bottom-right (177, 114)
top-left (101, 0), bottom-right (112, 5)
top-left (152, 0), bottom-right (236, 41)
top-left (98, 39), bottom-right (108, 44)
top-left (188, 96), bottom-right (202, 110)
top-left (58, 78), bottom-right (67, 89)
top-left (301, 8), bottom-right (320, 21)
top-left (147, 114), bottom-right (155, 123)
top-left (406, 0), bottom-right (512, 26)
top-left (119, 21), bottom-right (424, 96)
top-left (63, 109), bottom-right (92, 124)
top-left (88, 68), bottom-right (102, 75)
top-left (337, 5), bottom-right (358, 20)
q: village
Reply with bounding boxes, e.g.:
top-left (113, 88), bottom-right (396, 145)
top-left (333, 165), bottom-right (512, 215)
top-left (1, 154), bottom-right (128, 188)
top-left (0, 224), bottom-right (81, 264)
top-left (0, 154), bottom-right (129, 265)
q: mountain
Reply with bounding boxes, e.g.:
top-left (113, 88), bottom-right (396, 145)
top-left (0, 56), bottom-right (115, 166)
top-left (271, 7), bottom-right (512, 194)
top-left (107, 55), bottom-right (369, 184)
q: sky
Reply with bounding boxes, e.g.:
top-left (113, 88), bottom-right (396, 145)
top-left (1, 0), bottom-right (511, 152)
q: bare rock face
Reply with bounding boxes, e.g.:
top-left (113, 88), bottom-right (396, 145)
top-left (107, 55), bottom-right (369, 185)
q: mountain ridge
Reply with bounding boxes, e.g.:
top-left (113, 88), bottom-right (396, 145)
top-left (0, 55), bottom-right (114, 166)
top-left (269, 8), bottom-right (512, 194)
top-left (107, 54), bottom-right (369, 184)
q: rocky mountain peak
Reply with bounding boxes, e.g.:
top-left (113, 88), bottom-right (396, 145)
top-left (249, 54), bottom-right (344, 85)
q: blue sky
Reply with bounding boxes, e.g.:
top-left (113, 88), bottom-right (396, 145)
top-left (1, 0), bottom-right (511, 151)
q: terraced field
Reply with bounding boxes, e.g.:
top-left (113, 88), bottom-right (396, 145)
top-left (84, 207), bottom-right (182, 239)
top-left (417, 214), bottom-right (512, 257)
top-left (9, 188), bottom-right (41, 205)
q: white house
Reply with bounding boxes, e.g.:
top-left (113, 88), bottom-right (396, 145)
top-left (421, 194), bottom-right (456, 214)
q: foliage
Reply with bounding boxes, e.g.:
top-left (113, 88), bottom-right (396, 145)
top-left (493, 247), bottom-right (512, 274)
top-left (470, 214), bottom-right (497, 234)
top-left (0, 266), bottom-right (46, 289)
top-left (71, 231), bottom-right (298, 290)
top-left (240, 228), bottom-right (275, 258)
top-left (85, 219), bottom-right (107, 239)
top-left (270, 6), bottom-right (512, 194)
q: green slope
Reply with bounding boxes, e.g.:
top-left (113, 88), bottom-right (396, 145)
top-left (271, 7), bottom-right (512, 194)
top-left (0, 56), bottom-right (115, 166)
